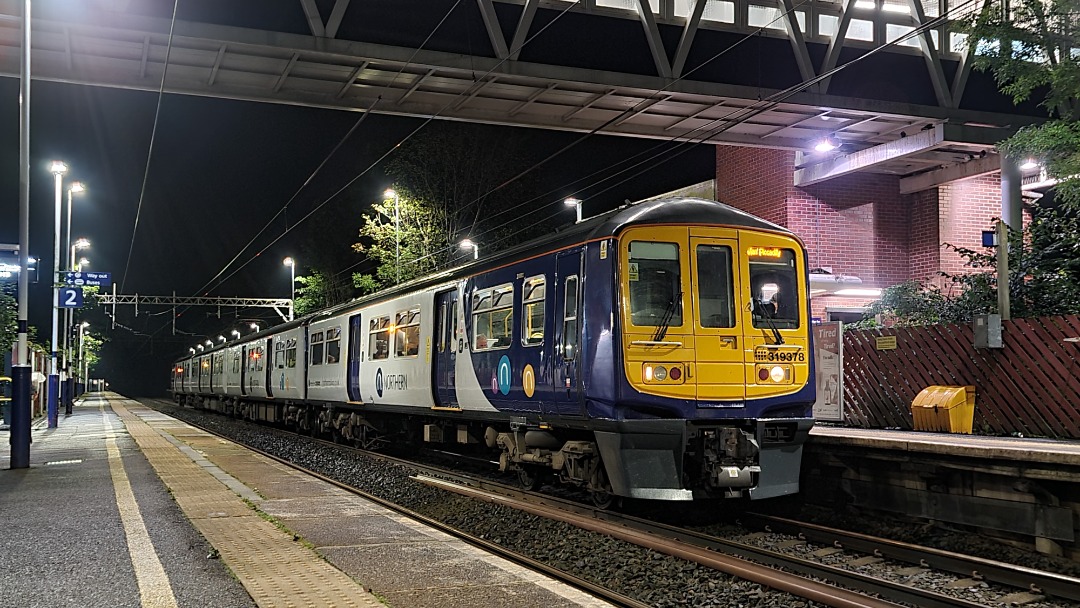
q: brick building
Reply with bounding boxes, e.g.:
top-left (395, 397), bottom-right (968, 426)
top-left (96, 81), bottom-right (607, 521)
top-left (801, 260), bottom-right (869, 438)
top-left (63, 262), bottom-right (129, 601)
top-left (714, 145), bottom-right (1030, 321)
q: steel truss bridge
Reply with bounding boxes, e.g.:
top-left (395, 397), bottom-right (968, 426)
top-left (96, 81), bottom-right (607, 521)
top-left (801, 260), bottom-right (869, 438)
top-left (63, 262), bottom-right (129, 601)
top-left (0, 0), bottom-right (1039, 190)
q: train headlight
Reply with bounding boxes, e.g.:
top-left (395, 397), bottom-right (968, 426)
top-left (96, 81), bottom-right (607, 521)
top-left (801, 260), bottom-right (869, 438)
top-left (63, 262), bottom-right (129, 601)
top-left (769, 366), bottom-right (785, 383)
top-left (645, 365), bottom-right (654, 381)
top-left (654, 366), bottom-right (668, 381)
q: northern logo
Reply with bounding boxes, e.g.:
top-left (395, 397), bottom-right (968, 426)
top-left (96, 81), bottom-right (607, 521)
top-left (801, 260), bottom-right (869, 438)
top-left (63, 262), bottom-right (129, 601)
top-left (375, 368), bottom-right (384, 398)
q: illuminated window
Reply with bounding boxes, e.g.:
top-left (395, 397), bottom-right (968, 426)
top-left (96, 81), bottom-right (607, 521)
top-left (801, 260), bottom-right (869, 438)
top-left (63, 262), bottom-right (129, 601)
top-left (369, 316), bottom-right (391, 360)
top-left (310, 331), bottom-right (324, 366)
top-left (522, 275), bottom-right (546, 346)
top-left (749, 248), bottom-right (800, 329)
top-left (472, 283), bottom-right (513, 351)
top-left (325, 326), bottom-right (341, 364)
top-left (285, 338), bottom-right (297, 369)
top-left (394, 310), bottom-right (421, 358)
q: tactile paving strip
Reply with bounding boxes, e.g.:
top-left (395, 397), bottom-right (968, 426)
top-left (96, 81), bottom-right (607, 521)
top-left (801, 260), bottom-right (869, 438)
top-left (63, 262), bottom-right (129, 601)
top-left (109, 399), bottom-right (383, 608)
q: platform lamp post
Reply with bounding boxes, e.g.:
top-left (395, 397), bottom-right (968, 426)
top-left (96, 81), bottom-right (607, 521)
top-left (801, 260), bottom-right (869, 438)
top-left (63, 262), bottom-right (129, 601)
top-left (66, 238), bottom-right (90, 411)
top-left (77, 322), bottom-right (88, 396)
top-left (61, 181), bottom-right (84, 415)
top-left (46, 160), bottom-right (67, 428)
top-left (283, 257), bottom-right (295, 321)
top-left (460, 239), bottom-right (479, 260)
top-left (385, 189), bottom-right (400, 283)
top-left (564, 197), bottom-right (583, 224)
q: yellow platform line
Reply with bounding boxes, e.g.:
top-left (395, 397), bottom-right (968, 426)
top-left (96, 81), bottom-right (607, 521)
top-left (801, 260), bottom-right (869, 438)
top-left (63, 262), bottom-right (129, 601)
top-left (108, 398), bottom-right (383, 608)
top-left (100, 404), bottom-right (180, 608)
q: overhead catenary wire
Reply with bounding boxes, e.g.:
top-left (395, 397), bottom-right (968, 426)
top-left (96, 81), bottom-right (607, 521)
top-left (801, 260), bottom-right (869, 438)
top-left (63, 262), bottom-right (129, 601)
top-left (119, 0), bottom-right (180, 293)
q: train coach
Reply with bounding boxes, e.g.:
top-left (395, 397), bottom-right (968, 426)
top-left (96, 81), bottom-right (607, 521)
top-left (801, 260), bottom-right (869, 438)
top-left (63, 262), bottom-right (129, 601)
top-left (173, 197), bottom-right (815, 506)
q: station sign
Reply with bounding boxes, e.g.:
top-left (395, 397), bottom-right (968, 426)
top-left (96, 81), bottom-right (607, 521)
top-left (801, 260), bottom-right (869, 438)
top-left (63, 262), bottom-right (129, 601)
top-left (65, 271), bottom-right (111, 287)
top-left (58, 287), bottom-right (84, 309)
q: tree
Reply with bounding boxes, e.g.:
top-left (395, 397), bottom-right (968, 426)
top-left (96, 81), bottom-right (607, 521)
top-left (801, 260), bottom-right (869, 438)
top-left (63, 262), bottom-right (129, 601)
top-left (294, 270), bottom-right (352, 316)
top-left (0, 285), bottom-right (15, 374)
top-left (81, 333), bottom-right (104, 377)
top-left (965, 0), bottom-right (1080, 205)
top-left (353, 123), bottom-right (555, 293)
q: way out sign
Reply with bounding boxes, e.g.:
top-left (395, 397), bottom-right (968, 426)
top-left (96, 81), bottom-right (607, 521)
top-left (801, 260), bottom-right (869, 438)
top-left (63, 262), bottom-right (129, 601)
top-left (58, 287), bottom-right (84, 308)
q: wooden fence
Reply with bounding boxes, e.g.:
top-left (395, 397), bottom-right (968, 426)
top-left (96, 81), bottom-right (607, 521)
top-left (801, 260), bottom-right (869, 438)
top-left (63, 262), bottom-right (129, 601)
top-left (842, 315), bottom-right (1080, 439)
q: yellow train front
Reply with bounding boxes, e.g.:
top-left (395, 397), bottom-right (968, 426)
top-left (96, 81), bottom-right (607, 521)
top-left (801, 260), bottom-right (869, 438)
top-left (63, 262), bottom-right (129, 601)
top-left (508, 197), bottom-right (816, 502)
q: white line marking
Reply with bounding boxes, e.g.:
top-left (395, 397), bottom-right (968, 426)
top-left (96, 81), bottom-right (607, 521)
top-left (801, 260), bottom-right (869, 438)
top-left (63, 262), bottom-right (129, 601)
top-left (101, 405), bottom-right (180, 608)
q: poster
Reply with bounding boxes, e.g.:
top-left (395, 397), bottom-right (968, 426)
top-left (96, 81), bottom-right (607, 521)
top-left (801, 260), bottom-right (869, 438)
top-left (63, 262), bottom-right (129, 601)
top-left (813, 321), bottom-right (843, 421)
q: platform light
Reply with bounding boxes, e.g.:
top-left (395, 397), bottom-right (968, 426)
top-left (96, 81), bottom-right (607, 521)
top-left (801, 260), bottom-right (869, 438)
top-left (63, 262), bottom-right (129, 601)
top-left (231, 329), bottom-right (241, 340)
top-left (1020, 159), bottom-right (1039, 170)
top-left (205, 339), bottom-right (213, 347)
top-left (196, 344), bottom-right (204, 352)
top-left (189, 348), bottom-right (195, 355)
top-left (814, 135), bottom-right (841, 152)
top-left (564, 197), bottom-right (583, 224)
top-left (50, 161), bottom-right (68, 175)
top-left (250, 322), bottom-right (260, 332)
top-left (460, 239), bottom-right (479, 260)
top-left (835, 288), bottom-right (883, 297)
top-left (217, 335), bottom-right (226, 344)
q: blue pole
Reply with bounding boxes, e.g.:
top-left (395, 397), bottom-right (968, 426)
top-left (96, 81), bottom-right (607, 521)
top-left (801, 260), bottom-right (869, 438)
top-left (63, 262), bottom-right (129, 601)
top-left (11, 0), bottom-right (32, 469)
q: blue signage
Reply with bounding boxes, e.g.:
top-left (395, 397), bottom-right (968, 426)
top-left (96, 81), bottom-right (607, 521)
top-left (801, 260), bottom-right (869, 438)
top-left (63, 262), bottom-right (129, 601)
top-left (65, 271), bottom-right (111, 287)
top-left (58, 287), bottom-right (84, 309)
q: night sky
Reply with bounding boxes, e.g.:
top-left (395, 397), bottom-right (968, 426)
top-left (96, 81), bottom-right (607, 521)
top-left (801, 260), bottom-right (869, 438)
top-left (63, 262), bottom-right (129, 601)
top-left (0, 17), bottom-right (715, 395)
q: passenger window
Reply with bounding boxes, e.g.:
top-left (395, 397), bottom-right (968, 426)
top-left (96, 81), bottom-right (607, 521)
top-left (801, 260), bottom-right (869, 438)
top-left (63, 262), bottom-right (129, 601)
top-left (286, 338), bottom-right (297, 369)
top-left (274, 342), bottom-right (285, 369)
top-left (628, 241), bottom-right (682, 327)
top-left (696, 245), bottom-right (736, 328)
top-left (395, 308), bottom-right (421, 357)
top-left (310, 331), bottom-right (325, 366)
top-left (473, 284), bottom-right (513, 351)
top-left (563, 276), bottom-right (579, 360)
top-left (369, 316), bottom-right (391, 360)
top-left (325, 326), bottom-right (341, 364)
top-left (522, 275), bottom-right (545, 346)
top-left (232, 352), bottom-right (241, 374)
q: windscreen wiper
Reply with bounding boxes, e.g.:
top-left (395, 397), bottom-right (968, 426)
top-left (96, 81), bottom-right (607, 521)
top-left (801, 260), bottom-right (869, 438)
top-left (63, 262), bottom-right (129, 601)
top-left (756, 300), bottom-right (785, 345)
top-left (652, 291), bottom-right (682, 342)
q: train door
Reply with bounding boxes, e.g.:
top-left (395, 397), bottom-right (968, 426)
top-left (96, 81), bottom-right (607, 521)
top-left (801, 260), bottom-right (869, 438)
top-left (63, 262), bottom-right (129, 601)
top-left (690, 236), bottom-right (746, 402)
top-left (264, 338), bottom-right (274, 398)
top-left (552, 249), bottom-right (584, 417)
top-left (240, 345), bottom-right (249, 396)
top-left (347, 313), bottom-right (363, 402)
top-left (432, 289), bottom-right (459, 408)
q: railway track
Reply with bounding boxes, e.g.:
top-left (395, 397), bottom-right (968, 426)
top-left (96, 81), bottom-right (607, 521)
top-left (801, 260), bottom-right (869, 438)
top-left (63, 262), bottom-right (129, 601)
top-left (147, 399), bottom-right (1078, 608)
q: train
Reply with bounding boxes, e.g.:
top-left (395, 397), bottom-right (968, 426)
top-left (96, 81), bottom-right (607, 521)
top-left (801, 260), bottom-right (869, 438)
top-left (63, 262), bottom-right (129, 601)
top-left (172, 197), bottom-right (815, 506)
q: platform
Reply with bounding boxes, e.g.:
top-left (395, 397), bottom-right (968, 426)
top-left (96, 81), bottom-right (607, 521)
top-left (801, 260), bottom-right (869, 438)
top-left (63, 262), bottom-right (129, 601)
top-left (803, 424), bottom-right (1080, 559)
top-left (0, 394), bottom-right (612, 608)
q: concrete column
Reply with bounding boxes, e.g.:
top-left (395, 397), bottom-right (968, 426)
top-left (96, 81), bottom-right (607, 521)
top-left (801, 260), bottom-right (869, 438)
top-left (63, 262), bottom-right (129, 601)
top-left (1000, 155), bottom-right (1023, 229)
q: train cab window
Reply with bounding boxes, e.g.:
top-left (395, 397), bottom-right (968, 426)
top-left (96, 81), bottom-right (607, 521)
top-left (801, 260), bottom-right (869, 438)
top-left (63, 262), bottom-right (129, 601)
top-left (749, 248), bottom-right (800, 329)
top-left (326, 326), bottom-right (341, 364)
top-left (522, 276), bottom-right (545, 346)
top-left (369, 316), bottom-right (391, 360)
top-left (395, 309), bottom-right (421, 358)
top-left (628, 241), bottom-right (683, 327)
top-left (563, 276), bottom-right (579, 360)
top-left (696, 245), bottom-right (736, 328)
top-left (472, 284), bottom-right (513, 351)
top-left (310, 331), bottom-right (325, 366)
top-left (286, 338), bottom-right (298, 368)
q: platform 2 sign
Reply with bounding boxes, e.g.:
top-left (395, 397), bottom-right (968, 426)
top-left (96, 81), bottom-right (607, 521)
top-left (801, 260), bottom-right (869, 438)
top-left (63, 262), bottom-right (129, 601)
top-left (58, 287), bottom-right (84, 309)
top-left (64, 271), bottom-right (111, 287)
top-left (812, 321), bottom-right (843, 422)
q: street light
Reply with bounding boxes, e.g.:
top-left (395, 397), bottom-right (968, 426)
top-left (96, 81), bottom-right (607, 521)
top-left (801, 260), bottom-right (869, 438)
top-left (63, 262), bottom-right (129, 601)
top-left (230, 329), bottom-right (241, 340)
top-left (249, 322), bottom-right (260, 332)
top-left (283, 257), bottom-right (295, 321)
top-left (77, 322), bottom-right (89, 393)
top-left (189, 348), bottom-right (196, 355)
top-left (47, 160), bottom-right (67, 428)
top-left (217, 335), bottom-right (226, 344)
top-left (564, 197), bottom-right (583, 224)
top-left (385, 188), bottom-right (400, 283)
top-left (196, 344), bottom-right (204, 352)
top-left (77, 257), bottom-right (89, 270)
top-left (460, 239), bottom-right (479, 260)
top-left (62, 181), bottom-right (85, 415)
top-left (204, 339), bottom-right (213, 348)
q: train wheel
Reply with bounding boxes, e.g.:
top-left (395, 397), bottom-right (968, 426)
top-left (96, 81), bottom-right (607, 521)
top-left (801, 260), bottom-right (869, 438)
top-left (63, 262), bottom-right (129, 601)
top-left (589, 465), bottom-right (616, 509)
top-left (517, 466), bottom-right (543, 491)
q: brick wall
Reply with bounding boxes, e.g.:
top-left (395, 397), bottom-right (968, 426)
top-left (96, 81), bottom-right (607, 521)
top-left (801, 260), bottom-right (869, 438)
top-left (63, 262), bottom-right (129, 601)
top-left (909, 187), bottom-right (941, 283)
top-left (715, 145), bottom-right (790, 226)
